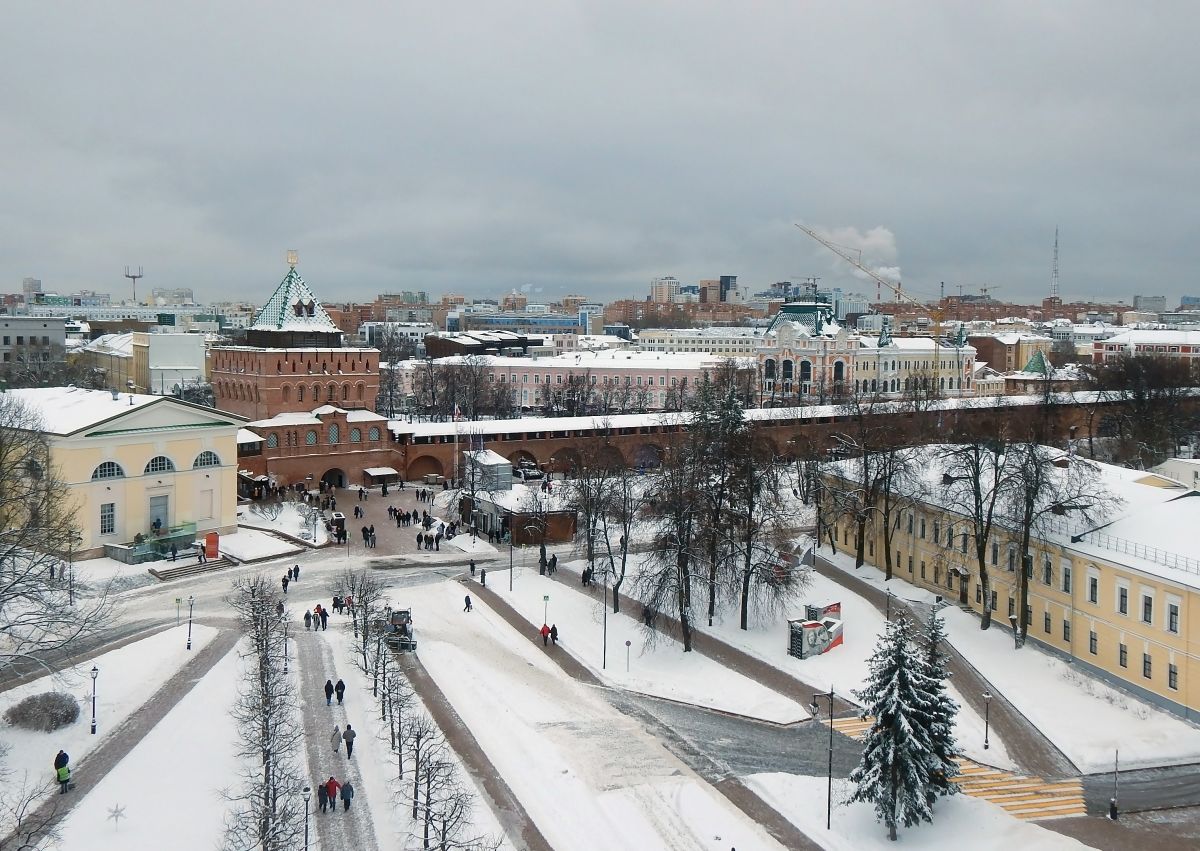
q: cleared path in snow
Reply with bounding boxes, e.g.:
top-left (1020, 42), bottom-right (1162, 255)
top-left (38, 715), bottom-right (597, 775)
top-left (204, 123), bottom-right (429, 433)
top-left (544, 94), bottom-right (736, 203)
top-left (294, 626), bottom-right (381, 851)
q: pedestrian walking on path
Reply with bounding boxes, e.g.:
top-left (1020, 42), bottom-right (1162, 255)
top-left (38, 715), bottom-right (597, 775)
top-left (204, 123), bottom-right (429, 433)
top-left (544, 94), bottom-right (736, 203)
top-left (343, 724), bottom-right (356, 758)
top-left (282, 574), bottom-right (290, 593)
top-left (464, 595), bottom-right (473, 612)
top-left (319, 607), bottom-right (328, 630)
top-left (304, 610), bottom-right (313, 630)
top-left (317, 781), bottom-right (330, 812)
top-left (340, 780), bottom-right (355, 811)
top-left (54, 750), bottom-right (69, 771)
top-left (480, 568), bottom-right (486, 587)
top-left (325, 777), bottom-right (340, 814)
top-left (292, 564), bottom-right (300, 581)
top-left (331, 725), bottom-right (342, 753)
top-left (540, 623), bottom-right (551, 646)
top-left (335, 679), bottom-right (346, 705)
top-left (470, 560), bottom-right (476, 577)
top-left (170, 543), bottom-right (177, 561)
top-left (324, 680), bottom-right (335, 706)
top-left (56, 764), bottom-right (71, 794)
top-left (550, 624), bottom-right (559, 645)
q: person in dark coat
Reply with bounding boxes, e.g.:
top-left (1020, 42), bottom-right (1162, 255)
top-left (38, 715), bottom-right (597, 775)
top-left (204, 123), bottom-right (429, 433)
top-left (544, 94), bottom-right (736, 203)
top-left (54, 750), bottom-right (69, 771)
top-left (304, 610), bottom-right (313, 630)
top-left (416, 531), bottom-right (423, 548)
top-left (170, 543), bottom-right (177, 561)
top-left (480, 568), bottom-right (486, 587)
top-left (463, 595), bottom-right (472, 612)
top-left (325, 777), bottom-right (340, 813)
top-left (340, 779), bottom-right (355, 810)
top-left (282, 574), bottom-right (290, 593)
top-left (292, 565), bottom-right (300, 581)
top-left (434, 531), bottom-right (442, 551)
top-left (342, 724), bottom-right (356, 758)
top-left (317, 781), bottom-right (329, 812)
top-left (319, 607), bottom-right (329, 630)
top-left (335, 679), bottom-right (346, 705)
top-left (470, 559), bottom-right (476, 577)
top-left (550, 624), bottom-right (559, 645)
top-left (324, 680), bottom-right (335, 706)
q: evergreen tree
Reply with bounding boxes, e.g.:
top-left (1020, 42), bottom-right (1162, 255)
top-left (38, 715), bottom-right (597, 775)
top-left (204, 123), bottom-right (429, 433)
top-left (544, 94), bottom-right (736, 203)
top-left (921, 609), bottom-right (961, 803)
top-left (849, 615), bottom-right (956, 841)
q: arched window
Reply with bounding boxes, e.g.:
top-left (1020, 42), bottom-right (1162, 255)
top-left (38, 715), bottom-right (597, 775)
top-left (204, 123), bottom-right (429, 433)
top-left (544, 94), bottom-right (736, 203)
top-left (341, 383), bottom-right (349, 401)
top-left (328, 424), bottom-right (340, 444)
top-left (764, 359), bottom-right (776, 380)
top-left (312, 384), bottom-right (320, 402)
top-left (782, 360), bottom-right (794, 381)
top-left (368, 427), bottom-right (381, 441)
top-left (297, 385), bottom-right (305, 403)
top-left (833, 361), bottom-right (844, 382)
top-left (144, 456), bottom-right (176, 474)
top-left (800, 361), bottom-right (813, 382)
top-left (350, 428), bottom-right (362, 443)
top-left (356, 382), bottom-right (365, 401)
top-left (266, 433), bottom-right (279, 449)
top-left (282, 384), bottom-right (292, 403)
top-left (306, 430), bottom-right (318, 446)
top-left (193, 451), bottom-right (221, 468)
top-left (326, 383), bottom-right (336, 402)
top-left (91, 461), bottom-right (125, 480)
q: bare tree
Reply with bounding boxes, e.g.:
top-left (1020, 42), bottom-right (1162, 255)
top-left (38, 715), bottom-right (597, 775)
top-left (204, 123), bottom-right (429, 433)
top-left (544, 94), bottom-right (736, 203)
top-left (0, 774), bottom-right (61, 851)
top-left (0, 395), bottom-right (114, 680)
top-left (376, 327), bottom-right (418, 417)
top-left (223, 576), bottom-right (304, 851)
top-left (1085, 355), bottom-right (1199, 467)
top-left (335, 568), bottom-right (388, 675)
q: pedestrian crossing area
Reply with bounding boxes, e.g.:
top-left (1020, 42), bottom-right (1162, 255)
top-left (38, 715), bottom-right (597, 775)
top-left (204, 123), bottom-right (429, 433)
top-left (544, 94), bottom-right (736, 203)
top-left (824, 716), bottom-right (1086, 820)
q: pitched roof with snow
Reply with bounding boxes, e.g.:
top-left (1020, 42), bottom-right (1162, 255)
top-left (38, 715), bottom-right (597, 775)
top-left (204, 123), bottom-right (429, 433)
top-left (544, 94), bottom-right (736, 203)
top-left (249, 266), bottom-right (339, 334)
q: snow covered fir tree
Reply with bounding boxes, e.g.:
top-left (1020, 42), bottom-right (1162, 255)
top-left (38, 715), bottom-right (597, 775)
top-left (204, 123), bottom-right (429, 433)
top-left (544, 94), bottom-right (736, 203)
top-left (848, 613), bottom-right (960, 841)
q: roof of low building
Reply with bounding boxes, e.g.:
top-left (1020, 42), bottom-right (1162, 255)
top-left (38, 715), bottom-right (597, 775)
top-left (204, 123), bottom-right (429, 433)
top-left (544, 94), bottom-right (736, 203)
top-left (6, 386), bottom-right (244, 436)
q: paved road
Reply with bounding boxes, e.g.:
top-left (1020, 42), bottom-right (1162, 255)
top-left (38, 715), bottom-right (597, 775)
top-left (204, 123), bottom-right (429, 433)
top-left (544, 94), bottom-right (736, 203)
top-left (1083, 764), bottom-right (1200, 814)
top-left (294, 627), bottom-right (381, 851)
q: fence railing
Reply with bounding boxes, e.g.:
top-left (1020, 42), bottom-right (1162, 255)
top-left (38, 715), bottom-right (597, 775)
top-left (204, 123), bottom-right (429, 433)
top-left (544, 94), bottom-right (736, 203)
top-left (1075, 529), bottom-right (1200, 576)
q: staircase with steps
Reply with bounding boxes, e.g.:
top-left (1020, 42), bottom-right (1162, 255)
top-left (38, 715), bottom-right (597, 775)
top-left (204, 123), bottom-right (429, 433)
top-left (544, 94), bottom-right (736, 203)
top-left (826, 715), bottom-right (1085, 820)
top-left (147, 557), bottom-right (234, 582)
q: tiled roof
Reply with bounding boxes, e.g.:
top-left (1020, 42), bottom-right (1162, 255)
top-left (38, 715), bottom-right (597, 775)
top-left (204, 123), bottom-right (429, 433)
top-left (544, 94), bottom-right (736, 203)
top-left (249, 266), bottom-right (339, 333)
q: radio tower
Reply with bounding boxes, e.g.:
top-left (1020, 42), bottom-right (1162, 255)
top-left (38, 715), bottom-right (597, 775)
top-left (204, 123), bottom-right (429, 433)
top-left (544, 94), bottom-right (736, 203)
top-left (1050, 228), bottom-right (1060, 299)
top-left (124, 266), bottom-right (144, 305)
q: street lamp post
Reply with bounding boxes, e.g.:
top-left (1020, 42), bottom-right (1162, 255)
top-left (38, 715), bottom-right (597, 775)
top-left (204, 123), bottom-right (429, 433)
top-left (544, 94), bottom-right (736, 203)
top-left (283, 622), bottom-right (289, 674)
top-left (810, 688), bottom-right (837, 831)
top-left (186, 594), bottom-right (195, 650)
top-left (601, 558), bottom-right (612, 669)
top-left (302, 786), bottom-right (311, 850)
top-left (90, 666), bottom-right (99, 734)
top-left (982, 691), bottom-right (992, 750)
top-left (508, 514), bottom-right (514, 592)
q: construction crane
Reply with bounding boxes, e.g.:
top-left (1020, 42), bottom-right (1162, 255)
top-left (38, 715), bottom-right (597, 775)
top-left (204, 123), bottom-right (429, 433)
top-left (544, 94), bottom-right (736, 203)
top-left (794, 223), bottom-right (959, 395)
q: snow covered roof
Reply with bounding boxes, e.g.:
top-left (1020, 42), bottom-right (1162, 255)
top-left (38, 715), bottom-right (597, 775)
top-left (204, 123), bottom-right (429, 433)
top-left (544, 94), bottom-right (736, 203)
top-left (248, 266), bottom-right (339, 334)
top-left (415, 349), bottom-right (734, 371)
top-left (79, 332), bottom-right (134, 357)
top-left (1102, 329), bottom-right (1200, 346)
top-left (247, 411), bottom-right (323, 428)
top-left (236, 428), bottom-right (264, 444)
top-left (5, 386), bottom-right (244, 436)
top-left (246, 406), bottom-right (386, 429)
top-left (463, 448), bottom-right (512, 467)
top-left (481, 482), bottom-right (572, 513)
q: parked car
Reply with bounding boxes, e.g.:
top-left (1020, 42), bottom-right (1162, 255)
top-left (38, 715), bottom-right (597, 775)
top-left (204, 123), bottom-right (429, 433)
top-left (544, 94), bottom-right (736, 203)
top-left (512, 463), bottom-right (544, 481)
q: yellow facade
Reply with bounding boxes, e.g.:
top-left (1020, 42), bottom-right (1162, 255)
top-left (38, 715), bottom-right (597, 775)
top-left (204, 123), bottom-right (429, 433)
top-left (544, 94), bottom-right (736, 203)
top-left (827, 486), bottom-right (1200, 720)
top-left (11, 389), bottom-right (244, 558)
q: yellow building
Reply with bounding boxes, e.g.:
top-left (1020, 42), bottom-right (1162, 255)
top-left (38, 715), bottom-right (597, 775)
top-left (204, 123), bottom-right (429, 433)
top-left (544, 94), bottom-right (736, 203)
top-left (823, 447), bottom-right (1200, 721)
top-left (9, 387), bottom-right (244, 560)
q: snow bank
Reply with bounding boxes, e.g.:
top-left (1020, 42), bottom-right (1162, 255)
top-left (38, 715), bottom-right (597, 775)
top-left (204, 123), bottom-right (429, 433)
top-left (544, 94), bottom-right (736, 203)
top-left (492, 566), bottom-right (808, 723)
top-left (54, 642), bottom-right (241, 850)
top-left (221, 528), bottom-right (302, 562)
top-left (238, 501), bottom-right (330, 545)
top-left (745, 773), bottom-right (1091, 850)
top-left (0, 625), bottom-right (218, 801)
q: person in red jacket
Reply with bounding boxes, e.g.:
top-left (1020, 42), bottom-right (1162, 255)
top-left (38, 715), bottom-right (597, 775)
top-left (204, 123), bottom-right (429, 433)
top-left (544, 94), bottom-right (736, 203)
top-left (325, 777), bottom-right (340, 813)
top-left (540, 623), bottom-right (551, 646)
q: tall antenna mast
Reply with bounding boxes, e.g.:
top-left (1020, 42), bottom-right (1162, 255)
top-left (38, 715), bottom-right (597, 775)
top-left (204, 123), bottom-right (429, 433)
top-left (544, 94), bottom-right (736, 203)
top-left (124, 265), bottom-right (143, 304)
top-left (1050, 227), bottom-right (1060, 299)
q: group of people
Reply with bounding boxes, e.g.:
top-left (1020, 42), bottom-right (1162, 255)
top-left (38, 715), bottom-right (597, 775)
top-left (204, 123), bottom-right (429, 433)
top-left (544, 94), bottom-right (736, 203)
top-left (316, 775), bottom-right (354, 812)
top-left (539, 623), bottom-right (560, 646)
top-left (282, 564), bottom-right (301, 593)
top-left (414, 488), bottom-right (434, 503)
top-left (417, 529), bottom-right (443, 551)
top-left (330, 722), bottom-right (357, 756)
top-left (304, 603), bottom-right (330, 630)
top-left (360, 525), bottom-right (377, 548)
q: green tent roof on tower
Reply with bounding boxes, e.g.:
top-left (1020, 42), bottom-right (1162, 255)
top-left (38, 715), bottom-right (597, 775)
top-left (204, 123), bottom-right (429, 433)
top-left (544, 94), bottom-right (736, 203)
top-left (1022, 349), bottom-right (1052, 376)
top-left (249, 265), bottom-right (339, 334)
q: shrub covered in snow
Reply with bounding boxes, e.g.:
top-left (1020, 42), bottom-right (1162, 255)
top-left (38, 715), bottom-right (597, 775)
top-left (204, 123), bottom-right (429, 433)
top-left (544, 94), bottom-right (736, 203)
top-left (4, 691), bottom-right (80, 732)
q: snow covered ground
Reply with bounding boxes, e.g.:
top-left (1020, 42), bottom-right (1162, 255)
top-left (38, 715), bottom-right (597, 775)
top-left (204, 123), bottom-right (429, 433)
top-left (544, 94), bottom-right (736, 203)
top-left (0, 624), bottom-right (218, 807)
top-left (820, 546), bottom-right (1200, 773)
top-left (490, 565), bottom-right (808, 723)
top-left (745, 773), bottom-right (1091, 850)
top-left (221, 527), bottom-right (303, 562)
top-left (399, 580), bottom-right (789, 850)
top-left (445, 534), bottom-right (499, 556)
top-left (238, 501), bottom-right (330, 545)
top-left (54, 642), bottom-right (241, 850)
top-left (72, 556), bottom-right (157, 591)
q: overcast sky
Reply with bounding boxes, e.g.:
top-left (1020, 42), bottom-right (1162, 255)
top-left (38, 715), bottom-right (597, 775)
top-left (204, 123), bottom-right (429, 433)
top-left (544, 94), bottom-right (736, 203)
top-left (4, 2), bottom-right (1197, 308)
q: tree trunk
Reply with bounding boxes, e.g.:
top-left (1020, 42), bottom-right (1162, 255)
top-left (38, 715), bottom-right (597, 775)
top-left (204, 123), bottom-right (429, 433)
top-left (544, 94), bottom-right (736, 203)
top-left (979, 568), bottom-right (993, 630)
top-left (677, 550), bottom-right (693, 653)
top-left (855, 516), bottom-right (867, 568)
